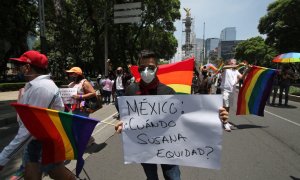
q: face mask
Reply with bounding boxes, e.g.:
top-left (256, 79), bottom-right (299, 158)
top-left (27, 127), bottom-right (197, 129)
top-left (140, 67), bottom-right (157, 83)
top-left (17, 72), bottom-right (25, 81)
top-left (117, 70), bottom-right (122, 75)
top-left (69, 76), bottom-right (77, 82)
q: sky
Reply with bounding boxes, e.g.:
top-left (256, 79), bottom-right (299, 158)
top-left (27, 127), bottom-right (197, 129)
top-left (174, 0), bottom-right (275, 43)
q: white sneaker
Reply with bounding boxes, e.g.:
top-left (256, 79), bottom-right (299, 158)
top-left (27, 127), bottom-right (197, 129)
top-left (224, 123), bottom-right (231, 132)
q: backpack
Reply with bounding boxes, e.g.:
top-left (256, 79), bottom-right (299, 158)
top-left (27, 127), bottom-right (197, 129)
top-left (82, 79), bottom-right (103, 113)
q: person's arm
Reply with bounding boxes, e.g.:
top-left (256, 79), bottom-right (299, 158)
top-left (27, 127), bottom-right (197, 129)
top-left (239, 64), bottom-right (252, 80)
top-left (0, 120), bottom-right (31, 170)
top-left (82, 81), bottom-right (96, 99)
top-left (72, 80), bottom-right (96, 100)
top-left (223, 62), bottom-right (245, 70)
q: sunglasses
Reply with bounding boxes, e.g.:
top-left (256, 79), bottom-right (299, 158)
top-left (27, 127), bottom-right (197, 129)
top-left (138, 65), bottom-right (157, 72)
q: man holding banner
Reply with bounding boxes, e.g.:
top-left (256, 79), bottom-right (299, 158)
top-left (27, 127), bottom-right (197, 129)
top-left (0, 51), bottom-right (75, 179)
top-left (115, 50), bottom-right (229, 180)
top-left (219, 59), bottom-right (247, 131)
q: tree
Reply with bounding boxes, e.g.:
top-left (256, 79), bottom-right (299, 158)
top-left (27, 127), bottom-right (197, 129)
top-left (0, 0), bottom-right (38, 81)
top-left (235, 36), bottom-right (277, 67)
top-left (258, 0), bottom-right (300, 53)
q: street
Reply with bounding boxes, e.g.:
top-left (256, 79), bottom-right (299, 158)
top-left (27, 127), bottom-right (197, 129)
top-left (0, 91), bottom-right (300, 180)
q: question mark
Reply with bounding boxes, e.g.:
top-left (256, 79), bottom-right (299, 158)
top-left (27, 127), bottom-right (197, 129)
top-left (205, 146), bottom-right (214, 159)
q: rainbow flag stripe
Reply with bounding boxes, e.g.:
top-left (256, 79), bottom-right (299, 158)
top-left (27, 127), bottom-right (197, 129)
top-left (130, 57), bottom-right (194, 94)
top-left (236, 66), bottom-right (276, 116)
top-left (11, 103), bottom-right (99, 176)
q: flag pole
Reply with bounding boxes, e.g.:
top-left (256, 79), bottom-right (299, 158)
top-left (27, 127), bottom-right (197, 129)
top-left (101, 121), bottom-right (116, 126)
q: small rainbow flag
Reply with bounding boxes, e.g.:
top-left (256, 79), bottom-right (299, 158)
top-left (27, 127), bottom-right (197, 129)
top-left (216, 61), bottom-right (224, 73)
top-left (236, 66), bottom-right (276, 116)
top-left (130, 57), bottom-right (194, 94)
top-left (11, 103), bottom-right (99, 176)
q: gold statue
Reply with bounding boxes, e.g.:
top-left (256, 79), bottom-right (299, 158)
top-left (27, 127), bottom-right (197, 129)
top-left (184, 8), bottom-right (191, 17)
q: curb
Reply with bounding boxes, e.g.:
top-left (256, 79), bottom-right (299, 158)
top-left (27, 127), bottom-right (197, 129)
top-left (289, 94), bottom-right (300, 103)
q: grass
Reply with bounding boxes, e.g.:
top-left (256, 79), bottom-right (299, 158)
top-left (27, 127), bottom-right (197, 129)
top-left (290, 86), bottom-right (300, 96)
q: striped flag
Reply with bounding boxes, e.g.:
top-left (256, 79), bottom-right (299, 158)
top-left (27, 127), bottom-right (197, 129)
top-left (130, 57), bottom-right (194, 94)
top-left (236, 66), bottom-right (276, 116)
top-left (11, 103), bottom-right (99, 176)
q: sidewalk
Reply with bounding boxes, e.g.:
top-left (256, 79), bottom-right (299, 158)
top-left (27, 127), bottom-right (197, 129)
top-left (0, 91), bottom-right (18, 101)
top-left (0, 91), bottom-right (18, 128)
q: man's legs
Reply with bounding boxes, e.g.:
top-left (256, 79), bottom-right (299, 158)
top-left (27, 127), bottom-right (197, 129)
top-left (161, 164), bottom-right (181, 180)
top-left (222, 90), bottom-right (231, 132)
top-left (271, 86), bottom-right (278, 105)
top-left (284, 86), bottom-right (290, 106)
top-left (24, 140), bottom-right (76, 180)
top-left (24, 162), bottom-right (42, 180)
top-left (115, 90), bottom-right (125, 114)
top-left (279, 86), bottom-right (284, 105)
top-left (141, 163), bottom-right (159, 180)
top-left (47, 164), bottom-right (76, 180)
top-left (23, 140), bottom-right (42, 180)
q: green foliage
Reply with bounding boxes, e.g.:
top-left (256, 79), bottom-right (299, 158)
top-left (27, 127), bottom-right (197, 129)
top-left (1, 0), bottom-right (180, 81)
top-left (258, 0), bottom-right (300, 53)
top-left (0, 0), bottom-right (38, 80)
top-left (0, 82), bottom-right (26, 92)
top-left (42, 0), bottom-right (181, 78)
top-left (290, 86), bottom-right (300, 96)
top-left (235, 36), bottom-right (277, 67)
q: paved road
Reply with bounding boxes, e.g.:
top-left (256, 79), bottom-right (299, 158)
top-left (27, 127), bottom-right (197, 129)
top-left (0, 91), bottom-right (300, 180)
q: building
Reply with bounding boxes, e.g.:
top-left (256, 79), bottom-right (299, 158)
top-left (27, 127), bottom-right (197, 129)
top-left (205, 38), bottom-right (219, 58)
top-left (220, 27), bottom-right (236, 41)
top-left (195, 38), bottom-right (204, 63)
top-left (218, 40), bottom-right (243, 60)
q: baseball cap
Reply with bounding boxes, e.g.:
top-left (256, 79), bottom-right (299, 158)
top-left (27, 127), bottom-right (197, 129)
top-left (66, 67), bottom-right (83, 76)
top-left (9, 50), bottom-right (48, 69)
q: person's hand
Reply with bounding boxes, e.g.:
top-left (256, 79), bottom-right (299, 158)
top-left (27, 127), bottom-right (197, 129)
top-left (219, 107), bottom-right (229, 123)
top-left (115, 121), bottom-right (123, 133)
top-left (0, 165), bottom-right (4, 171)
top-left (72, 94), bottom-right (81, 100)
top-left (238, 62), bottom-right (245, 67)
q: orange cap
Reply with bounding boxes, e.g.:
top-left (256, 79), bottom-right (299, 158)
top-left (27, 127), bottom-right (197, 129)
top-left (66, 67), bottom-right (83, 76)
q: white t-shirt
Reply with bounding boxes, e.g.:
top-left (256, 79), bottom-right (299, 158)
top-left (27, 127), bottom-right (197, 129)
top-left (220, 69), bottom-right (241, 92)
top-left (0, 75), bottom-right (64, 166)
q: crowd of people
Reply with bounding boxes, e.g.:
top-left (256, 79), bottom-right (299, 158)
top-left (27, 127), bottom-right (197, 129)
top-left (0, 49), bottom-right (297, 179)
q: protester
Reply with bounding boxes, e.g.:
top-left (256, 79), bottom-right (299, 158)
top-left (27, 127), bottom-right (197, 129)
top-left (278, 66), bottom-right (294, 106)
top-left (268, 71), bottom-right (280, 106)
top-left (191, 71), bottom-right (199, 94)
top-left (220, 59), bottom-right (247, 132)
top-left (198, 66), bottom-right (210, 94)
top-left (101, 75), bottom-right (114, 104)
top-left (66, 67), bottom-right (98, 146)
top-left (112, 66), bottom-right (131, 118)
top-left (66, 67), bottom-right (96, 117)
top-left (115, 50), bottom-right (229, 180)
top-left (0, 50), bottom-right (75, 179)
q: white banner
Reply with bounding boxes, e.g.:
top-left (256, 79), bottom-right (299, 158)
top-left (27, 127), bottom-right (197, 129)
top-left (118, 95), bottom-right (223, 169)
top-left (59, 88), bottom-right (77, 104)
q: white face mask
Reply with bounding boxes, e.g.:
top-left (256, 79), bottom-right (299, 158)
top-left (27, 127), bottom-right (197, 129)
top-left (140, 67), bottom-right (157, 83)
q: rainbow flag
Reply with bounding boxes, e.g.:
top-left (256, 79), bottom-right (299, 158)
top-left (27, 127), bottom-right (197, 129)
top-left (11, 103), bottom-right (99, 176)
top-left (236, 66), bottom-right (276, 116)
top-left (216, 61), bottom-right (224, 73)
top-left (130, 57), bottom-right (194, 94)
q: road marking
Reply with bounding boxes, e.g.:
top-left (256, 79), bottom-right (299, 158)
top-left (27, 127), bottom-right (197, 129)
top-left (264, 110), bottom-right (300, 127)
